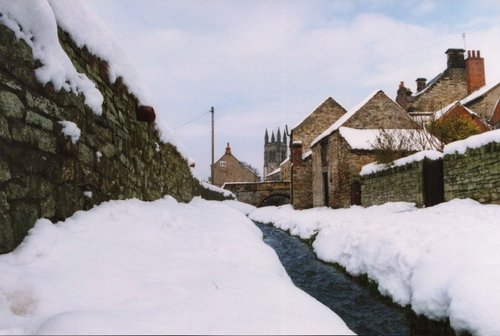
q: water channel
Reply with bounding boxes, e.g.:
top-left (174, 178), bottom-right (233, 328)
top-left (255, 222), bottom-right (458, 336)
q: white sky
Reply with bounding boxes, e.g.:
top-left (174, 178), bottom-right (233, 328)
top-left (86, 0), bottom-right (500, 181)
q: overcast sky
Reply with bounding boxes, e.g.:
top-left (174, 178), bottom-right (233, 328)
top-left (86, 0), bottom-right (500, 181)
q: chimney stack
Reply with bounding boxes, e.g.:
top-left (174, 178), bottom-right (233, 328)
top-left (445, 48), bottom-right (466, 69)
top-left (416, 78), bottom-right (427, 92)
top-left (225, 142), bottom-right (231, 155)
top-left (465, 49), bottom-right (485, 94)
top-left (291, 141), bottom-right (303, 167)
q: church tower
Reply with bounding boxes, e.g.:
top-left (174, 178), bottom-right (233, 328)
top-left (263, 127), bottom-right (288, 180)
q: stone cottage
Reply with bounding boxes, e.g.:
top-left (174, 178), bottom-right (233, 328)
top-left (397, 48), bottom-right (485, 113)
top-left (212, 143), bottom-right (260, 187)
top-left (287, 97), bottom-right (346, 209)
top-left (310, 90), bottom-right (423, 208)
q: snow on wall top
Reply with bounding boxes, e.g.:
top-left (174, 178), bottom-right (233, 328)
top-left (0, 0), bottom-right (104, 114)
top-left (0, 0), bottom-right (189, 160)
top-left (360, 150), bottom-right (443, 176)
top-left (443, 129), bottom-right (500, 155)
top-left (47, 0), bottom-right (151, 105)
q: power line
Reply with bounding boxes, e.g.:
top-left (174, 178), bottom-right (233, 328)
top-left (173, 110), bottom-right (210, 130)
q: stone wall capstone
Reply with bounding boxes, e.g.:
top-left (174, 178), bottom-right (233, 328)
top-left (0, 25), bottom-right (223, 254)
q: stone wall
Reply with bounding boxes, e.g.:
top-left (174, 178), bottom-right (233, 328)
top-left (0, 25), bottom-right (224, 254)
top-left (361, 161), bottom-right (425, 207)
top-left (360, 141), bottom-right (498, 207)
top-left (444, 141), bottom-right (499, 204)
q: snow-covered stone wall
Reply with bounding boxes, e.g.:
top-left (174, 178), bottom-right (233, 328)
top-left (0, 24), bottom-right (224, 254)
top-left (443, 135), bottom-right (499, 204)
top-left (360, 132), bottom-right (499, 207)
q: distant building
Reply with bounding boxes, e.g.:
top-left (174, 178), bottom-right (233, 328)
top-left (263, 128), bottom-right (287, 181)
top-left (212, 143), bottom-right (260, 187)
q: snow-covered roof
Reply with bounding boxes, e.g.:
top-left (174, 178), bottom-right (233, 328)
top-left (311, 90), bottom-right (381, 147)
top-left (412, 72), bottom-right (443, 98)
top-left (444, 129), bottom-right (500, 155)
top-left (266, 167), bottom-right (281, 177)
top-left (461, 81), bottom-right (500, 105)
top-left (279, 157), bottom-right (290, 167)
top-left (339, 127), bottom-right (439, 151)
top-left (302, 150), bottom-right (312, 160)
top-left (360, 150), bottom-right (444, 176)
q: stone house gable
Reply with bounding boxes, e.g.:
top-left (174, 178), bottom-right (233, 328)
top-left (312, 90), bottom-right (415, 147)
top-left (311, 90), bottom-right (421, 209)
top-left (291, 97), bottom-right (346, 151)
top-left (462, 82), bottom-right (500, 122)
top-left (489, 98), bottom-right (500, 129)
top-left (288, 97), bottom-right (346, 209)
top-left (212, 143), bottom-right (259, 187)
top-left (342, 90), bottom-right (416, 130)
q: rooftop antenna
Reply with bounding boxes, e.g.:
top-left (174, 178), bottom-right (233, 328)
top-left (462, 32), bottom-right (467, 51)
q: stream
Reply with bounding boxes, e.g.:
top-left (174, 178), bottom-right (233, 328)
top-left (255, 222), bottom-right (457, 336)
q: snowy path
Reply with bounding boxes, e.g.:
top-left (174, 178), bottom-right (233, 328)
top-left (0, 197), bottom-right (353, 335)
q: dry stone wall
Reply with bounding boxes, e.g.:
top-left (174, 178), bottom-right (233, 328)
top-left (360, 141), bottom-right (498, 207)
top-left (444, 142), bottom-right (499, 204)
top-left (361, 161), bottom-right (425, 207)
top-left (0, 25), bottom-right (224, 254)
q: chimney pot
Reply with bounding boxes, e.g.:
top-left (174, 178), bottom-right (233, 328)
top-left (225, 142), bottom-right (231, 154)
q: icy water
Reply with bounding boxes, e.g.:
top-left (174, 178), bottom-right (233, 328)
top-left (255, 222), bottom-right (457, 336)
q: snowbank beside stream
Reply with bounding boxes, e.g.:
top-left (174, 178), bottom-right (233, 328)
top-left (249, 199), bottom-right (500, 336)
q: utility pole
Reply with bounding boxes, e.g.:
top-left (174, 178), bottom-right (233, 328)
top-left (210, 106), bottom-right (214, 184)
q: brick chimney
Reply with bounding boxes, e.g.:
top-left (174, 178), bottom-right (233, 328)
top-left (225, 142), bottom-right (231, 155)
top-left (291, 141), bottom-right (303, 167)
top-left (465, 50), bottom-right (486, 94)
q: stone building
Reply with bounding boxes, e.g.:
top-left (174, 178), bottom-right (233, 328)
top-left (263, 128), bottom-right (287, 181)
top-left (288, 97), bottom-right (346, 209)
top-left (310, 90), bottom-right (421, 208)
top-left (397, 49), bottom-right (484, 113)
top-left (212, 143), bottom-right (260, 187)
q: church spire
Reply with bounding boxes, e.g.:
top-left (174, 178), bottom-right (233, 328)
top-left (271, 131), bottom-right (275, 143)
top-left (283, 131), bottom-right (287, 147)
top-left (265, 129), bottom-right (269, 144)
top-left (277, 127), bottom-right (281, 143)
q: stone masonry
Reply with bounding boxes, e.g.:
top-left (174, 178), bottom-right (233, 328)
top-left (0, 25), bottom-right (224, 254)
top-left (444, 141), bottom-right (499, 204)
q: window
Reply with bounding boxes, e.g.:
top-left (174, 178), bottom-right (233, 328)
top-left (219, 161), bottom-right (226, 167)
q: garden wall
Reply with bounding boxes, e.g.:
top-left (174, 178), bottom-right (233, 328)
top-left (444, 141), bottom-right (499, 204)
top-left (0, 24), bottom-right (224, 254)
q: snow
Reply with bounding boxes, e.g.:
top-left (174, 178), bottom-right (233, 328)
top-left (201, 181), bottom-right (235, 198)
top-left (0, 197), bottom-right (353, 335)
top-left (0, 0), bottom-right (189, 158)
top-left (47, 0), bottom-right (151, 106)
top-left (311, 90), bottom-right (380, 147)
top-left (360, 150), bottom-right (443, 176)
top-left (0, 0), bottom-right (103, 114)
top-left (58, 120), bottom-right (80, 144)
top-left (443, 129), bottom-right (500, 155)
top-left (248, 200), bottom-right (500, 336)
top-left (339, 127), bottom-right (438, 151)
